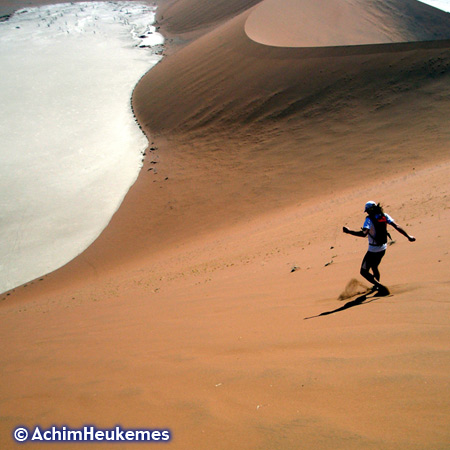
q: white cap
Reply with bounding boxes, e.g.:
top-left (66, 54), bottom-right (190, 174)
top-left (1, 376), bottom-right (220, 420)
top-left (364, 201), bottom-right (377, 212)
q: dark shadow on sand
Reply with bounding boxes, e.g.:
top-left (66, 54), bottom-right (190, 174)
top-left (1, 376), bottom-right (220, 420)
top-left (304, 292), bottom-right (384, 320)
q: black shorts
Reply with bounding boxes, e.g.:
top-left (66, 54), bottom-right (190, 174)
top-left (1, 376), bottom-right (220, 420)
top-left (361, 250), bottom-right (385, 271)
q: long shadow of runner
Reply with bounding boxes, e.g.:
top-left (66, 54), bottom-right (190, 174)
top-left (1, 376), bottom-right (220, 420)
top-left (304, 293), bottom-right (383, 320)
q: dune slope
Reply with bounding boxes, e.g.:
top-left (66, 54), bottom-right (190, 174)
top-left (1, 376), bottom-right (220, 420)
top-left (128, 0), bottom-right (450, 269)
top-left (245, 0), bottom-right (450, 47)
top-left (158, 0), bottom-right (262, 35)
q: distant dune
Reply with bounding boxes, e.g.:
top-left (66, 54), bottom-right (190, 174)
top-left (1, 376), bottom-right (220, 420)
top-left (1, 1), bottom-right (449, 449)
top-left (245, 0), bottom-right (450, 47)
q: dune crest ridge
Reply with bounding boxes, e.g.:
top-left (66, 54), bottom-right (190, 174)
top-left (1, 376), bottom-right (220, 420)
top-left (156, 0), bottom-right (261, 36)
top-left (245, 0), bottom-right (450, 48)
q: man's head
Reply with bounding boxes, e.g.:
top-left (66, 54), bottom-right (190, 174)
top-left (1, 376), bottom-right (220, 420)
top-left (364, 201), bottom-right (377, 213)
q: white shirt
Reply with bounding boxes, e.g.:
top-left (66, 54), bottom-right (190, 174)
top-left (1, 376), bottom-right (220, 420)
top-left (363, 213), bottom-right (394, 252)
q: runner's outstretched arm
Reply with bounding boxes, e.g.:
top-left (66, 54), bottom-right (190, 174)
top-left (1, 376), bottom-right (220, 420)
top-left (390, 222), bottom-right (416, 242)
top-left (343, 227), bottom-right (369, 238)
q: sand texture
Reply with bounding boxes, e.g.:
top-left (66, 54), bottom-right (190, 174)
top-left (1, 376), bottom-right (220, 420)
top-left (1, 0), bottom-right (450, 448)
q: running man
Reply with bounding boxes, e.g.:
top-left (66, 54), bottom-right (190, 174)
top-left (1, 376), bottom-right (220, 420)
top-left (343, 201), bottom-right (416, 295)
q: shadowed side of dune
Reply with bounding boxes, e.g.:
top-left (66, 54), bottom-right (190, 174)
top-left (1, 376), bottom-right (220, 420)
top-left (127, 0), bottom-right (450, 270)
top-left (157, 0), bottom-right (262, 36)
top-left (133, 1), bottom-right (450, 220)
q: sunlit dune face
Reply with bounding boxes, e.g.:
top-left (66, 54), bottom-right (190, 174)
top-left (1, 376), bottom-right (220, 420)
top-left (245, 0), bottom-right (450, 48)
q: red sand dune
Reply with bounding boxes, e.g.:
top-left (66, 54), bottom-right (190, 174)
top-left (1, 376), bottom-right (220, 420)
top-left (1, 0), bottom-right (450, 449)
top-left (245, 0), bottom-right (450, 47)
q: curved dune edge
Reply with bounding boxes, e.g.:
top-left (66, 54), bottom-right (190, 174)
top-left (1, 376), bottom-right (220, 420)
top-left (244, 0), bottom-right (450, 48)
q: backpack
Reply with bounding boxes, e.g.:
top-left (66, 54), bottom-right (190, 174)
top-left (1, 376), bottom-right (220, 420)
top-left (369, 214), bottom-right (388, 245)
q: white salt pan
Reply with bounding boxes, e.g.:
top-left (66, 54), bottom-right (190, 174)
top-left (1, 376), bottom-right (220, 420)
top-left (0, 2), bottom-right (164, 294)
